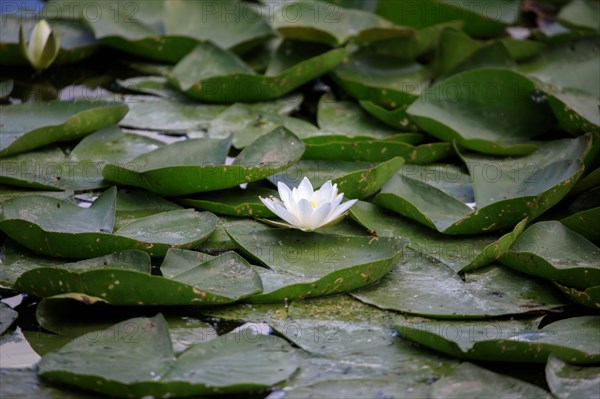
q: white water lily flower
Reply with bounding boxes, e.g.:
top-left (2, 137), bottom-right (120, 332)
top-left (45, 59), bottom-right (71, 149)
top-left (19, 19), bottom-right (59, 72)
top-left (260, 177), bottom-right (357, 232)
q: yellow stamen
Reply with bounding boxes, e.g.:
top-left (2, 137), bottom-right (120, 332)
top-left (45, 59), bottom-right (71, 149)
top-left (310, 200), bottom-right (317, 208)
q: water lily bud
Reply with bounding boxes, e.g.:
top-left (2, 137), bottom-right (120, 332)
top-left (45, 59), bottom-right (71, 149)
top-left (19, 19), bottom-right (59, 72)
top-left (260, 177), bottom-right (357, 232)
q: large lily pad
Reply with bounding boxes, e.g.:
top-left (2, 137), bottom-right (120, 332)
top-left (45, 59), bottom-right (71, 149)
top-left (407, 68), bottom-right (554, 155)
top-left (269, 157), bottom-right (403, 200)
top-left (273, 1), bottom-right (413, 46)
top-left (376, 0), bottom-right (520, 38)
top-left (225, 224), bottom-right (406, 302)
top-left (38, 314), bottom-right (298, 397)
top-left (555, 284), bottom-right (600, 309)
top-left (331, 49), bottom-right (429, 109)
top-left (179, 187), bottom-right (276, 218)
top-left (545, 353), bottom-right (600, 399)
top-left (0, 16), bottom-right (97, 67)
top-left (351, 248), bottom-right (566, 318)
top-left (500, 221), bottom-right (600, 290)
top-left (169, 40), bottom-right (345, 102)
top-left (43, 0), bottom-right (273, 62)
top-left (396, 316), bottom-right (600, 364)
top-left (0, 188), bottom-right (218, 258)
top-left (114, 189), bottom-right (182, 229)
top-left (430, 362), bottom-right (552, 399)
top-left (375, 135), bottom-right (591, 234)
top-left (103, 127), bottom-right (304, 195)
top-left (13, 248), bottom-right (261, 305)
top-left (0, 101), bottom-right (128, 158)
top-left (350, 201), bottom-right (527, 273)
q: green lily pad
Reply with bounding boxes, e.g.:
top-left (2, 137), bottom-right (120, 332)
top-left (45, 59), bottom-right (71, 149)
top-left (115, 189), bottom-right (182, 229)
top-left (226, 224), bottom-right (406, 302)
top-left (169, 40), bottom-right (345, 102)
top-left (179, 187), bottom-right (276, 218)
top-left (104, 127), bottom-right (304, 195)
top-left (0, 243), bottom-right (147, 288)
top-left (119, 97), bottom-right (227, 132)
top-left (0, 101), bottom-right (128, 158)
top-left (558, 0), bottom-right (600, 32)
top-left (352, 248), bottom-right (566, 318)
top-left (350, 201), bottom-right (527, 273)
top-left (438, 42), bottom-right (517, 80)
top-left (500, 221), bottom-right (600, 290)
top-left (206, 103), bottom-right (321, 149)
top-left (13, 248), bottom-right (261, 305)
top-left (407, 68), bottom-right (554, 155)
top-left (44, 0), bottom-right (273, 62)
top-left (0, 16), bottom-right (97, 67)
top-left (556, 283), bottom-right (600, 309)
top-left (117, 76), bottom-right (192, 100)
top-left (545, 353), bottom-right (600, 399)
top-left (0, 188), bottom-right (218, 258)
top-left (376, 0), bottom-right (520, 37)
top-left (0, 368), bottom-right (99, 399)
top-left (204, 295), bottom-right (457, 389)
top-left (434, 28), bottom-right (484, 77)
top-left (430, 362), bottom-right (552, 399)
top-left (0, 303), bottom-right (18, 336)
top-left (269, 157), bottom-right (403, 200)
top-left (273, 1), bottom-right (413, 46)
top-left (0, 127), bottom-right (163, 192)
top-left (303, 136), bottom-right (452, 163)
top-left (358, 100), bottom-right (420, 132)
top-left (375, 136), bottom-right (591, 234)
top-left (396, 316), bottom-right (600, 364)
top-left (331, 49), bottom-right (429, 109)
top-left (38, 314), bottom-right (298, 397)
top-left (543, 86), bottom-right (600, 135)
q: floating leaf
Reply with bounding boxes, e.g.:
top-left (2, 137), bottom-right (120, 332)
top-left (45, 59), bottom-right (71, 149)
top-left (545, 353), bottom-right (600, 399)
top-left (558, 0), bottom-right (600, 32)
top-left (273, 1), bottom-right (413, 46)
top-left (500, 221), bottom-right (600, 290)
top-left (376, 0), bottom-right (520, 37)
top-left (407, 68), bottom-right (553, 155)
top-left (555, 284), bottom-right (600, 310)
top-left (179, 187), bottom-right (276, 218)
top-left (375, 136), bottom-right (591, 234)
top-left (114, 189), bottom-right (182, 229)
top-left (0, 101), bottom-right (128, 158)
top-left (169, 41), bottom-right (345, 102)
top-left (104, 127), bottom-right (304, 195)
top-left (0, 188), bottom-right (218, 258)
top-left (226, 224), bottom-right (406, 302)
top-left (396, 316), bottom-right (600, 364)
top-left (352, 248), bottom-right (566, 318)
top-left (358, 100), bottom-right (420, 131)
top-left (38, 314), bottom-right (298, 397)
top-left (13, 248), bottom-right (261, 305)
top-left (269, 157), bottom-right (403, 200)
top-left (430, 362), bottom-right (552, 399)
top-left (350, 201), bottom-right (527, 273)
top-left (331, 49), bottom-right (429, 109)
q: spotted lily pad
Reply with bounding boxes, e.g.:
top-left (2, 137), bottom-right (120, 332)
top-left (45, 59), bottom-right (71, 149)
top-left (396, 316), bottom-right (600, 364)
top-left (351, 248), bottom-right (566, 318)
top-left (38, 314), bottom-right (298, 397)
top-left (500, 221), bottom-right (600, 290)
top-left (273, 1), bottom-right (413, 46)
top-left (545, 353), bottom-right (600, 399)
top-left (103, 127), bottom-right (304, 196)
top-left (0, 188), bottom-right (218, 258)
top-left (269, 157), bottom-right (403, 200)
top-left (226, 224), bottom-right (406, 302)
top-left (179, 187), bottom-right (276, 218)
top-left (350, 201), bottom-right (527, 273)
top-left (555, 284), bottom-right (600, 310)
top-left (0, 101), bottom-right (128, 158)
top-left (13, 248), bottom-right (261, 305)
top-left (375, 135), bottom-right (591, 234)
top-left (169, 41), bottom-right (345, 102)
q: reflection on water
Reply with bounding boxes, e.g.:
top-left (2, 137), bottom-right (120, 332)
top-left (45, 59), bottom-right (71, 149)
top-left (0, 327), bottom-right (41, 368)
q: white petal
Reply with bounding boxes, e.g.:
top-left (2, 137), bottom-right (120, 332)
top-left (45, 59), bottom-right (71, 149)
top-left (329, 183), bottom-right (339, 201)
top-left (328, 193), bottom-right (344, 213)
top-left (309, 203), bottom-right (332, 230)
top-left (325, 199), bottom-right (357, 224)
top-left (277, 181), bottom-right (294, 209)
top-left (297, 177), bottom-right (314, 199)
top-left (296, 198), bottom-right (315, 228)
top-left (316, 181), bottom-right (333, 201)
top-left (272, 202), bottom-right (302, 227)
top-left (259, 196), bottom-right (279, 213)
